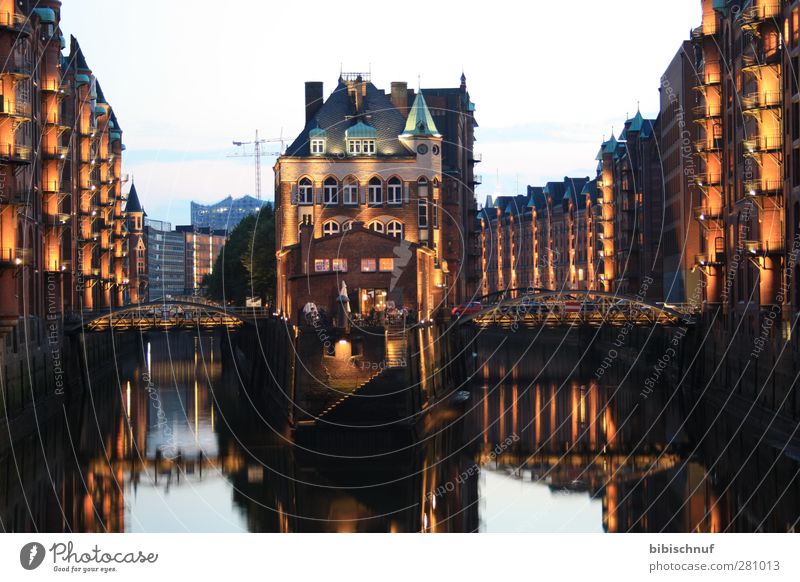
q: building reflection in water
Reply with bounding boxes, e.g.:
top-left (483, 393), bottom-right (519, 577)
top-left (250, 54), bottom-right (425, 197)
top-left (1, 333), bottom-right (799, 532)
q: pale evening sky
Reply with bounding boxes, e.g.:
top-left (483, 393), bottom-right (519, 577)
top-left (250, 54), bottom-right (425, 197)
top-left (60, 0), bottom-right (700, 225)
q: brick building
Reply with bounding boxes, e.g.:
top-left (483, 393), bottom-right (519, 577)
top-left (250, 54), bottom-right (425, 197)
top-left (275, 72), bottom-right (477, 322)
top-left (0, 0), bottom-right (133, 329)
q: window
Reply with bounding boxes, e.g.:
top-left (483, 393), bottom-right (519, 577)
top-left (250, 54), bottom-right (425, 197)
top-left (418, 199), bottom-right (428, 228)
top-left (379, 258), bottom-right (394, 272)
top-left (343, 178), bottom-right (359, 205)
top-left (298, 177), bottom-right (313, 205)
top-left (418, 177), bottom-right (429, 198)
top-left (332, 258), bottom-right (348, 272)
top-left (368, 177), bottom-right (382, 205)
top-left (322, 220), bottom-right (340, 236)
top-left (386, 220), bottom-right (403, 239)
top-left (348, 140), bottom-right (362, 155)
top-left (387, 177), bottom-right (402, 204)
top-left (431, 202), bottom-right (438, 228)
top-left (311, 139), bottom-right (325, 154)
top-left (368, 221), bottom-right (384, 233)
top-left (363, 140), bottom-right (375, 154)
top-left (361, 258), bottom-right (377, 272)
top-left (323, 177), bottom-right (338, 205)
top-left (314, 259), bottom-right (330, 272)
top-left (342, 220), bottom-right (353, 231)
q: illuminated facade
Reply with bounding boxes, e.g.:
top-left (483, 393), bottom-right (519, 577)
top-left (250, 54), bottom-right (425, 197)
top-left (275, 73), bottom-right (478, 321)
top-left (176, 225), bottom-right (226, 296)
top-left (0, 0), bottom-right (133, 328)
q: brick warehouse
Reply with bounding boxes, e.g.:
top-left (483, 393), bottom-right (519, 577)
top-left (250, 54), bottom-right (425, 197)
top-left (275, 72), bottom-right (478, 322)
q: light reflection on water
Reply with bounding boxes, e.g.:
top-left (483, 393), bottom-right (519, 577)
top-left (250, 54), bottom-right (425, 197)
top-left (1, 332), bottom-right (799, 532)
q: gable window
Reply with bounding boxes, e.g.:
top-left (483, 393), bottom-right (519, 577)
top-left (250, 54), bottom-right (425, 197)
top-left (322, 220), bottom-right (340, 236)
top-left (323, 177), bottom-right (338, 205)
top-left (368, 177), bottom-right (382, 206)
top-left (368, 221), bottom-right (384, 233)
top-left (386, 220), bottom-right (403, 239)
top-left (348, 139), bottom-right (362, 155)
top-left (343, 178), bottom-right (358, 205)
top-left (418, 199), bottom-right (428, 228)
top-left (387, 177), bottom-right (402, 205)
top-left (298, 177), bottom-right (313, 205)
top-left (311, 139), bottom-right (325, 154)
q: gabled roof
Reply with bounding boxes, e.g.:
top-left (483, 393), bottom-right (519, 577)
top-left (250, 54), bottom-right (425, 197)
top-left (402, 91), bottom-right (441, 137)
top-left (527, 186), bottom-right (547, 211)
top-left (125, 183), bottom-right (145, 214)
top-left (581, 178), bottom-right (600, 205)
top-left (285, 80), bottom-right (410, 157)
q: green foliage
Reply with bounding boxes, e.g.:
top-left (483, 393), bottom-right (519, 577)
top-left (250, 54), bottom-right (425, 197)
top-left (203, 203), bottom-right (276, 305)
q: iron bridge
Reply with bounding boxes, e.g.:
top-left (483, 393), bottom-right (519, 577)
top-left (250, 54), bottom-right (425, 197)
top-left (458, 289), bottom-right (697, 329)
top-left (65, 300), bottom-right (272, 333)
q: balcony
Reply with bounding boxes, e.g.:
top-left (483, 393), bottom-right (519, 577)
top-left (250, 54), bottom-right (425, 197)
top-left (741, 91), bottom-right (781, 112)
top-left (0, 98), bottom-right (30, 119)
top-left (41, 145), bottom-right (70, 160)
top-left (0, 247), bottom-right (31, 266)
top-left (741, 50), bottom-right (781, 72)
top-left (0, 11), bottom-right (29, 35)
top-left (469, 152), bottom-right (482, 164)
top-left (471, 175), bottom-right (483, 186)
top-left (694, 137), bottom-right (722, 153)
top-left (44, 212), bottom-right (71, 226)
top-left (40, 79), bottom-right (72, 96)
top-left (743, 135), bottom-right (782, 155)
top-left (0, 190), bottom-right (32, 207)
top-left (0, 53), bottom-right (32, 78)
top-left (693, 205), bottom-right (724, 223)
top-left (695, 252), bottom-right (725, 266)
top-left (0, 143), bottom-right (32, 163)
top-left (42, 180), bottom-right (67, 194)
top-left (44, 259), bottom-right (71, 273)
top-left (693, 61), bottom-right (722, 89)
top-left (740, 3), bottom-right (781, 29)
top-left (744, 239), bottom-right (783, 255)
top-left (744, 179), bottom-right (782, 197)
top-left (696, 173), bottom-right (722, 188)
top-left (692, 103), bottom-right (722, 118)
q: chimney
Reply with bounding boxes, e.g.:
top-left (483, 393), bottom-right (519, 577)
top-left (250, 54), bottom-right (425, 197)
top-left (305, 82), bottom-right (323, 124)
top-left (391, 82), bottom-right (408, 117)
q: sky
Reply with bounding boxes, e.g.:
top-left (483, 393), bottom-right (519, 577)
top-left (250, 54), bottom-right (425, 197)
top-left (60, 0), bottom-right (701, 226)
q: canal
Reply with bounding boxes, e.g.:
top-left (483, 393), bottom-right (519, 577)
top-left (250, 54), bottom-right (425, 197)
top-left (1, 330), bottom-right (798, 532)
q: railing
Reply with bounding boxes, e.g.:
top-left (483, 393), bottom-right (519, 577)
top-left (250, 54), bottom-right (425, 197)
top-left (470, 152), bottom-right (482, 164)
top-left (0, 53), bottom-right (32, 76)
top-left (741, 91), bottom-right (782, 111)
top-left (692, 103), bottom-right (722, 117)
top-left (696, 173), bottom-right (722, 187)
top-left (0, 191), bottom-right (31, 206)
top-left (0, 143), bottom-right (32, 161)
top-left (694, 138), bottom-right (722, 152)
top-left (740, 3), bottom-right (782, 26)
top-left (693, 205), bottom-right (723, 222)
top-left (0, 98), bottom-right (30, 117)
top-left (744, 179), bottom-right (782, 196)
top-left (0, 247), bottom-right (31, 265)
top-left (0, 11), bottom-right (27, 31)
top-left (44, 212), bottom-right (70, 225)
top-left (41, 79), bottom-right (72, 95)
top-left (41, 145), bottom-right (70, 159)
top-left (743, 134), bottom-right (782, 153)
top-left (472, 175), bottom-right (483, 185)
top-left (741, 50), bottom-right (781, 70)
top-left (744, 239), bottom-right (783, 255)
top-left (695, 252), bottom-right (725, 266)
top-left (42, 180), bottom-right (64, 193)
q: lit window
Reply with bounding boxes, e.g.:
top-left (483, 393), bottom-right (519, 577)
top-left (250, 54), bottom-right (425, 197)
top-left (332, 258), bottom-right (348, 272)
top-left (379, 258), bottom-right (394, 272)
top-left (343, 178), bottom-right (359, 205)
top-left (386, 220), bottom-right (403, 239)
top-left (311, 139), bottom-right (325, 154)
top-left (322, 220), bottom-right (340, 236)
top-left (368, 177), bottom-right (382, 205)
top-left (387, 177), bottom-right (402, 204)
top-left (418, 199), bottom-right (428, 228)
top-left (361, 258), bottom-right (377, 272)
top-left (298, 177), bottom-right (313, 205)
top-left (323, 177), bottom-right (338, 205)
top-left (368, 221), bottom-right (384, 233)
top-left (314, 259), bottom-right (330, 272)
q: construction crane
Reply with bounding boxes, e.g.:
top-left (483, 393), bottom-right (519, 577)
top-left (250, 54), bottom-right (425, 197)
top-left (229, 129), bottom-right (286, 200)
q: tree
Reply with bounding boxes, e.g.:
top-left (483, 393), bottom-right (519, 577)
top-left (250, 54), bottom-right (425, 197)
top-left (203, 203), bottom-right (276, 305)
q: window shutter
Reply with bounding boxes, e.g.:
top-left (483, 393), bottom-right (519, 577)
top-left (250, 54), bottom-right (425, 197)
top-left (360, 185), bottom-right (366, 205)
top-left (404, 183), bottom-right (410, 203)
top-left (316, 186), bottom-right (322, 204)
top-left (290, 184), bottom-right (297, 205)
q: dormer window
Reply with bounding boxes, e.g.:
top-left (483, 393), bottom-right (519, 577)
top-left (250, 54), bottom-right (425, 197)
top-left (345, 121), bottom-right (377, 156)
top-left (311, 139), bottom-right (325, 154)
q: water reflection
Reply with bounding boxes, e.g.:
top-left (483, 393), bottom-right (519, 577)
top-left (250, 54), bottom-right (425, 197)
top-left (0, 333), bottom-right (798, 532)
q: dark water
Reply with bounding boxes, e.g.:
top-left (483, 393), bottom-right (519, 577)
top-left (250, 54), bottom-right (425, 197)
top-left (1, 332), bottom-right (798, 532)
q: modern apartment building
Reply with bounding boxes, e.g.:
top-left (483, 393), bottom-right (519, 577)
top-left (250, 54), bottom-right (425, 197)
top-left (145, 218), bottom-right (186, 299)
top-left (0, 0), bottom-right (134, 330)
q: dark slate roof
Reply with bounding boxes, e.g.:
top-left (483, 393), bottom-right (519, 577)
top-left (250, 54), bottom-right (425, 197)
top-left (562, 177), bottom-right (590, 210)
top-left (544, 181), bottom-right (566, 202)
top-left (69, 35), bottom-right (91, 72)
top-left (125, 183), bottom-right (145, 214)
top-left (285, 80), bottom-right (411, 158)
top-left (581, 178), bottom-right (600, 205)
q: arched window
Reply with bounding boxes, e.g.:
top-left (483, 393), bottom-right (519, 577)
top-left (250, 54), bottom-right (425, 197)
top-left (342, 220), bottom-right (353, 231)
top-left (387, 177), bottom-right (402, 205)
top-left (323, 177), bottom-right (338, 205)
top-left (368, 177), bottom-right (382, 206)
top-left (418, 177), bottom-right (429, 199)
top-left (343, 177), bottom-right (359, 205)
top-left (298, 177), bottom-right (313, 205)
top-left (386, 220), bottom-right (403, 239)
top-left (322, 220), bottom-right (340, 236)
top-left (368, 221), bottom-right (384, 233)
